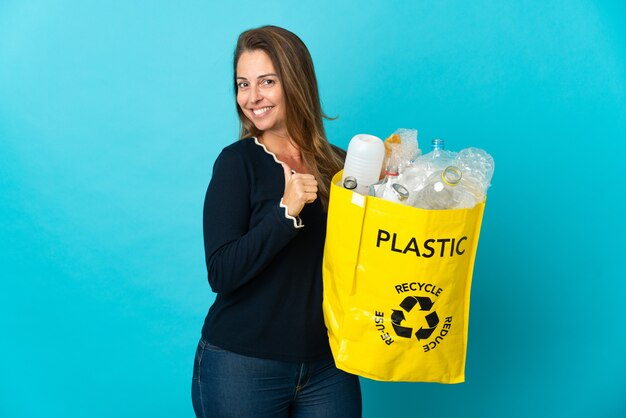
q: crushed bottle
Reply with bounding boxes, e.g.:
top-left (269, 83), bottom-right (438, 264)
top-left (454, 147), bottom-right (494, 203)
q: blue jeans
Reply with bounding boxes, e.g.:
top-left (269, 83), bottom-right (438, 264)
top-left (191, 338), bottom-right (362, 418)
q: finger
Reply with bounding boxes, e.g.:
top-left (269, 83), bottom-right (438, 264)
top-left (281, 162), bottom-right (293, 184)
top-left (291, 172), bottom-right (316, 179)
top-left (292, 175), bottom-right (317, 186)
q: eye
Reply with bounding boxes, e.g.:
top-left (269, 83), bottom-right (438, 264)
top-left (237, 81), bottom-right (249, 89)
top-left (261, 78), bottom-right (275, 87)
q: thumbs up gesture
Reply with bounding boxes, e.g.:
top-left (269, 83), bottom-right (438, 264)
top-left (281, 162), bottom-right (318, 217)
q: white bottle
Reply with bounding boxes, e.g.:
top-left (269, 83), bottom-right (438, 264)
top-left (342, 134), bottom-right (385, 195)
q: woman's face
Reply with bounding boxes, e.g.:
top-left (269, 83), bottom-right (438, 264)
top-left (236, 50), bottom-right (287, 136)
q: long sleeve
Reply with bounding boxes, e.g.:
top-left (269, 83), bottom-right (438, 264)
top-left (199, 138), bottom-right (333, 362)
top-left (202, 148), bottom-right (300, 295)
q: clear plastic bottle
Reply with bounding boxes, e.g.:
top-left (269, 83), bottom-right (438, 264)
top-left (413, 166), bottom-right (477, 210)
top-left (403, 139), bottom-right (455, 205)
top-left (381, 129), bottom-right (420, 177)
top-left (402, 160), bottom-right (429, 206)
top-left (375, 165), bottom-right (410, 204)
top-left (422, 138), bottom-right (457, 174)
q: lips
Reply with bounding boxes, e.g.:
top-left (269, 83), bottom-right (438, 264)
top-left (251, 106), bottom-right (274, 117)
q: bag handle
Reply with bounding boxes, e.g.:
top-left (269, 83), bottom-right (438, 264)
top-left (326, 173), bottom-right (368, 296)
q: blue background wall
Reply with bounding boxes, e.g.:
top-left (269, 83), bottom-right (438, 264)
top-left (1, 1), bottom-right (625, 417)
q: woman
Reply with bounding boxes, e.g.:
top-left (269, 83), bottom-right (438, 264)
top-left (191, 25), bottom-right (362, 417)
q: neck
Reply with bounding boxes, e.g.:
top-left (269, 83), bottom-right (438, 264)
top-left (259, 132), bottom-right (301, 160)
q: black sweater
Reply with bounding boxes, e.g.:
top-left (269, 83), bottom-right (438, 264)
top-left (201, 138), bottom-right (332, 362)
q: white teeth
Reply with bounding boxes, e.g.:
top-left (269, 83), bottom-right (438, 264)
top-left (253, 106), bottom-right (273, 116)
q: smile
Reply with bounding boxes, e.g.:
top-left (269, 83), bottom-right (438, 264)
top-left (252, 106), bottom-right (274, 116)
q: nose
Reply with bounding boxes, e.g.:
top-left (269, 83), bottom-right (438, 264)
top-left (249, 85), bottom-right (262, 104)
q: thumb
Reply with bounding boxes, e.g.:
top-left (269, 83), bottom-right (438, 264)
top-left (281, 162), bottom-right (293, 184)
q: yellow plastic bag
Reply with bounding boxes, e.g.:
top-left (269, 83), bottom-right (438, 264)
top-left (322, 171), bottom-right (485, 383)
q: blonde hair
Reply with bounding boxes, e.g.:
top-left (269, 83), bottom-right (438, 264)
top-left (234, 25), bottom-right (344, 209)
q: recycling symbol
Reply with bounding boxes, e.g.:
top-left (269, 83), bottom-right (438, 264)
top-left (391, 296), bottom-right (439, 340)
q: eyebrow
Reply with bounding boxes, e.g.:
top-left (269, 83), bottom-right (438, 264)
top-left (236, 73), bottom-right (279, 80)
